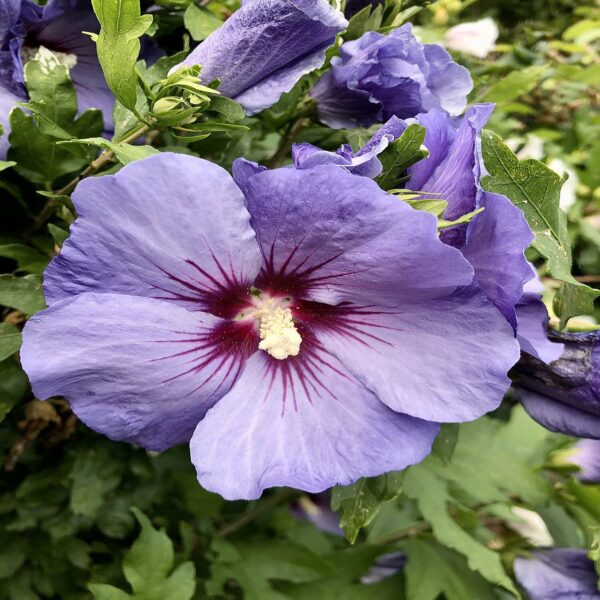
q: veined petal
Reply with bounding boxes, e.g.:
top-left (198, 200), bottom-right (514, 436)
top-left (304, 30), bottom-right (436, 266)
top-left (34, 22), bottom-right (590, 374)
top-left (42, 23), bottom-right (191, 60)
top-left (241, 164), bottom-right (475, 307)
top-left (178, 0), bottom-right (346, 114)
top-left (461, 192), bottom-right (534, 330)
top-left (21, 293), bottom-right (255, 450)
top-left (45, 153), bottom-right (262, 317)
top-left (191, 349), bottom-right (438, 500)
top-left (516, 272), bottom-right (564, 363)
top-left (313, 286), bottom-right (520, 422)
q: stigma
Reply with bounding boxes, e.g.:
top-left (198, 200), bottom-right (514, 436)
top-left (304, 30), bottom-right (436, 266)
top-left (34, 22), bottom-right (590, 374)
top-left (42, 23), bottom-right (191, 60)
top-left (255, 300), bottom-right (302, 360)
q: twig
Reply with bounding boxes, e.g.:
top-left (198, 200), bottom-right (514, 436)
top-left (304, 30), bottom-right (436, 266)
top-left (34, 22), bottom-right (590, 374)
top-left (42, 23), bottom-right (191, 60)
top-left (217, 488), bottom-right (299, 537)
top-left (266, 117), bottom-right (311, 169)
top-left (368, 521), bottom-right (431, 546)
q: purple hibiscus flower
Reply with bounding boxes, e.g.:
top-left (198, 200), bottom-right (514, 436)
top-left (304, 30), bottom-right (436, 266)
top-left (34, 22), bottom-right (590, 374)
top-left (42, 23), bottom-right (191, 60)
top-left (514, 549), bottom-right (600, 600)
top-left (514, 331), bottom-right (600, 439)
top-left (0, 0), bottom-right (159, 157)
top-left (21, 152), bottom-right (519, 500)
top-left (310, 23), bottom-right (472, 129)
top-left (294, 104), bottom-right (564, 364)
top-left (175, 0), bottom-right (347, 115)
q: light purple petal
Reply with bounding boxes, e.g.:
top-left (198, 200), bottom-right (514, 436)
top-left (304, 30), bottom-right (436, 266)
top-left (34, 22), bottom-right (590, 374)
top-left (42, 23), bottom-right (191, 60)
top-left (408, 105), bottom-right (495, 225)
top-left (571, 439), bottom-right (600, 483)
top-left (190, 351), bottom-right (438, 500)
top-left (514, 549), bottom-right (600, 600)
top-left (44, 153), bottom-right (262, 314)
top-left (0, 0), bottom-right (21, 45)
top-left (179, 0), bottom-right (347, 114)
top-left (518, 390), bottom-right (600, 439)
top-left (422, 44), bottom-right (472, 116)
top-left (516, 274), bottom-right (564, 363)
top-left (0, 85), bottom-right (19, 159)
top-left (461, 192), bottom-right (534, 330)
top-left (314, 287), bottom-right (519, 422)
top-left (21, 293), bottom-right (255, 450)
top-left (515, 330), bottom-right (600, 437)
top-left (242, 164), bottom-right (475, 307)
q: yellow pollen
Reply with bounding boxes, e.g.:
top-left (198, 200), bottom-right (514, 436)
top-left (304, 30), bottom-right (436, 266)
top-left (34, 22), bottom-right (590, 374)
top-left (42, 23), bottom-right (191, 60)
top-left (257, 303), bottom-right (302, 360)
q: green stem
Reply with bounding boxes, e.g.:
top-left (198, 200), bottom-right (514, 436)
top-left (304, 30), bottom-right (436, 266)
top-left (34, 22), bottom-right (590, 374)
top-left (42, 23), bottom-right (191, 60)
top-left (266, 117), bottom-right (311, 169)
top-left (368, 521), bottom-right (431, 546)
top-left (25, 123), bottom-right (152, 237)
top-left (217, 489), bottom-right (299, 537)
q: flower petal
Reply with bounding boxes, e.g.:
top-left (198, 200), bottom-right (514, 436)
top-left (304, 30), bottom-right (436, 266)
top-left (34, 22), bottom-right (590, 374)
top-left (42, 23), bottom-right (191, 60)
top-left (191, 351), bottom-right (438, 500)
top-left (514, 549), bottom-right (600, 600)
top-left (516, 274), bottom-right (564, 363)
top-left (179, 0), bottom-right (346, 114)
top-left (44, 153), bottom-right (262, 316)
top-left (21, 293), bottom-right (255, 450)
top-left (240, 164), bottom-right (475, 307)
top-left (461, 192), bottom-right (534, 330)
top-left (313, 287), bottom-right (519, 422)
top-left (0, 86), bottom-right (19, 159)
top-left (517, 389), bottom-right (600, 439)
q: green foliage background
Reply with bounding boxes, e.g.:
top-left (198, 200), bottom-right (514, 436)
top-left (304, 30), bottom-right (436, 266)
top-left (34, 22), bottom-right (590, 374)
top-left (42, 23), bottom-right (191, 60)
top-left (0, 0), bottom-right (599, 598)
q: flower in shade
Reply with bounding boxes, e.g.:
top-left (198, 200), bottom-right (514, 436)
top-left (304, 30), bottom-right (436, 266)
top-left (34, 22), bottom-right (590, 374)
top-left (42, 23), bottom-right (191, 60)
top-left (514, 331), bottom-right (600, 439)
top-left (443, 18), bottom-right (499, 59)
top-left (0, 0), bottom-right (160, 157)
top-left (570, 439), bottom-right (600, 483)
top-left (175, 0), bottom-right (347, 115)
top-left (514, 549), bottom-right (600, 600)
top-left (294, 104), bottom-right (563, 364)
top-left (310, 23), bottom-right (472, 129)
top-left (21, 152), bottom-right (519, 500)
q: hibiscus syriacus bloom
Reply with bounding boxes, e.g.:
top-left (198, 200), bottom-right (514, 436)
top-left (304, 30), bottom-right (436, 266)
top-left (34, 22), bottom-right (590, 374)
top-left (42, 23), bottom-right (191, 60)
top-left (514, 549), bottom-right (600, 600)
top-left (294, 104), bottom-right (564, 364)
top-left (310, 24), bottom-right (472, 129)
top-left (514, 331), bottom-right (600, 438)
top-left (21, 153), bottom-right (519, 500)
top-left (0, 0), bottom-right (158, 157)
top-left (176, 0), bottom-right (347, 115)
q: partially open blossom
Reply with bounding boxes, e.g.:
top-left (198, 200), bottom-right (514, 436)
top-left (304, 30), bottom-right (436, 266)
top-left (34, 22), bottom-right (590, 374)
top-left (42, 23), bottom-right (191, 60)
top-left (514, 331), bottom-right (600, 438)
top-left (0, 0), bottom-right (160, 157)
top-left (21, 153), bottom-right (519, 500)
top-left (443, 17), bottom-right (499, 59)
top-left (514, 549), bottom-right (600, 600)
top-left (294, 105), bottom-right (563, 363)
top-left (570, 439), bottom-right (600, 482)
top-left (310, 23), bottom-right (472, 129)
top-left (176, 0), bottom-right (347, 115)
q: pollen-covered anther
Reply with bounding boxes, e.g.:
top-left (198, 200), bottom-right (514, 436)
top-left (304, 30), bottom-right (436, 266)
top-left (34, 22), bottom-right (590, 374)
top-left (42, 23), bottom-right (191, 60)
top-left (257, 304), bottom-right (302, 360)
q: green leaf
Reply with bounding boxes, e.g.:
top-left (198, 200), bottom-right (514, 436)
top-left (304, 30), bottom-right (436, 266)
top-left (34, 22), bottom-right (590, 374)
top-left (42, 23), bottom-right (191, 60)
top-left (0, 160), bottom-right (16, 172)
top-left (0, 275), bottom-right (46, 315)
top-left (479, 65), bottom-right (548, 104)
top-left (403, 539), bottom-right (497, 600)
top-left (431, 424), bottom-right (459, 466)
top-left (0, 244), bottom-right (50, 274)
top-left (344, 4), bottom-right (384, 41)
top-left (438, 207), bottom-right (485, 230)
top-left (375, 124), bottom-right (429, 191)
top-left (92, 0), bottom-right (153, 112)
top-left (403, 466), bottom-right (519, 597)
top-left (89, 584), bottom-right (133, 600)
top-left (184, 4), bottom-right (222, 41)
top-left (21, 57), bottom-right (78, 139)
top-left (481, 130), bottom-right (599, 326)
top-left (120, 508), bottom-right (196, 600)
top-left (66, 137), bottom-right (159, 165)
top-left (331, 472), bottom-right (403, 543)
top-left (0, 323), bottom-right (22, 361)
top-left (0, 357), bottom-right (29, 422)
